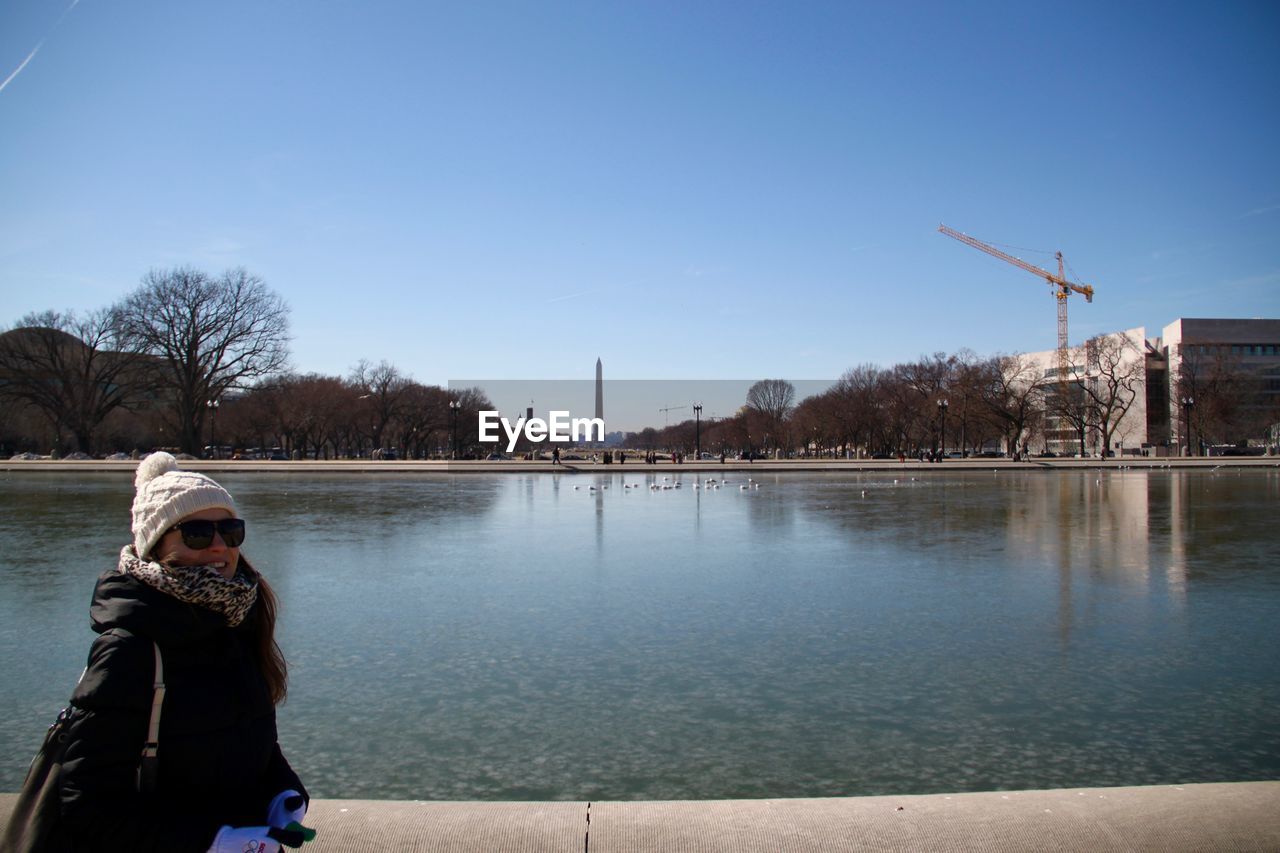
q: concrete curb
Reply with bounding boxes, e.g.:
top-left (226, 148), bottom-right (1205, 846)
top-left (4, 782), bottom-right (1278, 851)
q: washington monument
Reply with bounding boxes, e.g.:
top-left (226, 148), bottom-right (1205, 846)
top-left (594, 357), bottom-right (603, 423)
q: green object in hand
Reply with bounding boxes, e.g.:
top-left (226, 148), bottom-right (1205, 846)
top-left (286, 821), bottom-right (318, 843)
top-left (267, 822), bottom-right (318, 847)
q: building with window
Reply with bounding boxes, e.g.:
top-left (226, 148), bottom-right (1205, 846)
top-left (1017, 318), bottom-right (1280, 457)
top-left (1022, 327), bottom-right (1150, 457)
top-left (1155, 318), bottom-right (1280, 455)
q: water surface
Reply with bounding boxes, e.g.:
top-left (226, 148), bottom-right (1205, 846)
top-left (1, 469), bottom-right (1277, 799)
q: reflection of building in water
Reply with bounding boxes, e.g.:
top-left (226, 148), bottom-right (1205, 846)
top-left (1015, 318), bottom-right (1280, 457)
top-left (1004, 472), bottom-right (1155, 641)
top-left (1166, 472), bottom-right (1188, 604)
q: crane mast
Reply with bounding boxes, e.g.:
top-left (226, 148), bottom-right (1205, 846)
top-left (938, 224), bottom-right (1095, 375)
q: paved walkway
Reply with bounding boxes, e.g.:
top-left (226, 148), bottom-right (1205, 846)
top-left (3, 782), bottom-right (1279, 851)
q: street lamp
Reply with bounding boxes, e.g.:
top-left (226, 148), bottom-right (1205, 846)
top-left (448, 400), bottom-right (461, 460)
top-left (206, 398), bottom-right (220, 458)
top-left (937, 398), bottom-right (949, 459)
top-left (693, 402), bottom-right (702, 460)
top-left (1180, 396), bottom-right (1194, 457)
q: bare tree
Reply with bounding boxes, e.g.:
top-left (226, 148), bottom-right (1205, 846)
top-left (232, 390), bottom-right (284, 455)
top-left (349, 360), bottom-right (412, 455)
top-left (396, 383), bottom-right (451, 459)
top-left (299, 375), bottom-right (361, 459)
top-left (0, 309), bottom-right (149, 454)
top-left (1077, 334), bottom-right (1144, 457)
top-left (1046, 379), bottom-right (1093, 457)
top-left (896, 353), bottom-right (956, 454)
top-left (118, 267), bottom-right (290, 454)
top-left (255, 373), bottom-right (334, 458)
top-left (1176, 347), bottom-right (1272, 449)
top-left (790, 394), bottom-right (833, 457)
top-left (745, 379), bottom-right (796, 453)
top-left (980, 353), bottom-right (1045, 458)
top-left (449, 386), bottom-right (494, 458)
top-left (946, 350), bottom-right (981, 454)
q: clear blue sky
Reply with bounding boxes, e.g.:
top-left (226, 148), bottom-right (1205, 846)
top-left (3, 1), bottom-right (1278, 387)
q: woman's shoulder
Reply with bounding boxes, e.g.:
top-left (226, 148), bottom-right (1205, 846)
top-left (70, 628), bottom-right (158, 710)
top-left (91, 564), bottom-right (228, 645)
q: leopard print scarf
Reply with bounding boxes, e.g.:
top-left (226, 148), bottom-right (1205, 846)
top-left (118, 546), bottom-right (259, 627)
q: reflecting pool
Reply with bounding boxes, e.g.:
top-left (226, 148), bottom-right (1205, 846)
top-left (1, 469), bottom-right (1278, 800)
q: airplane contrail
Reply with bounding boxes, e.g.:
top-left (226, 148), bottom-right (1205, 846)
top-left (0, 42), bottom-right (43, 95)
top-left (1, 0), bottom-right (81, 95)
top-left (57, 0), bottom-right (83, 27)
top-left (547, 290), bottom-right (598, 303)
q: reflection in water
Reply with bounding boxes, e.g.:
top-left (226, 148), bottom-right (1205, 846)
top-left (2, 469), bottom-right (1278, 800)
top-left (1008, 471), bottom-right (1156, 644)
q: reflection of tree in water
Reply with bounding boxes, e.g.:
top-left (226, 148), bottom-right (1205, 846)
top-left (741, 476), bottom-right (796, 531)
top-left (1171, 470), bottom-right (1280, 583)
top-left (0, 473), bottom-right (135, 595)
top-left (224, 473), bottom-right (503, 539)
top-left (795, 471), bottom-right (1166, 642)
top-left (797, 473), bottom-right (1012, 547)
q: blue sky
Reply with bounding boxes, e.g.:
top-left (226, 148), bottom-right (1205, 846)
top-left (2, 1), bottom-right (1277, 388)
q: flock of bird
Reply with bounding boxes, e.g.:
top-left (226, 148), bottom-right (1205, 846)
top-left (566, 462), bottom-right (1251, 496)
top-left (571, 476), bottom-right (762, 493)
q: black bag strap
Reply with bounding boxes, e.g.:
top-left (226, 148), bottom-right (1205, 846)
top-left (99, 628), bottom-right (166, 792)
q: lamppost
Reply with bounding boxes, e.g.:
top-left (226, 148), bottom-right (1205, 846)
top-left (448, 400), bottom-right (460, 460)
top-left (1180, 396), bottom-right (1194, 457)
top-left (206, 398), bottom-right (220, 458)
top-left (937, 398), bottom-right (949, 459)
top-left (693, 402), bottom-right (702, 460)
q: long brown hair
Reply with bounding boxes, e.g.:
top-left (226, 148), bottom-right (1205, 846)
top-left (250, 572), bottom-right (288, 706)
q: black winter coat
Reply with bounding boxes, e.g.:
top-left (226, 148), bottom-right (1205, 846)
top-left (56, 568), bottom-right (306, 852)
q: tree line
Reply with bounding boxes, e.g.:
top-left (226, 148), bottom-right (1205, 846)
top-left (629, 353), bottom-right (1054, 460)
top-left (2, 267), bottom-right (1274, 459)
top-left (0, 267), bottom-right (492, 459)
top-left (627, 337), bottom-right (1274, 459)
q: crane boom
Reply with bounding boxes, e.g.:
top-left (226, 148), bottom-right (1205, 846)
top-left (659, 404), bottom-right (688, 426)
top-left (938, 223), bottom-right (1095, 359)
top-left (938, 224), bottom-right (1094, 301)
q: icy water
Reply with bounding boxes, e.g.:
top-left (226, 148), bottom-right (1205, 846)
top-left (2, 469), bottom-right (1278, 800)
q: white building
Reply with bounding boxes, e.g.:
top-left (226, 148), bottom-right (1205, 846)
top-left (1016, 318), bottom-right (1280, 457)
top-left (1022, 326), bottom-right (1150, 457)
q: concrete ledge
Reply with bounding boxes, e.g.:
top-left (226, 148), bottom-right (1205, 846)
top-left (3, 782), bottom-right (1278, 851)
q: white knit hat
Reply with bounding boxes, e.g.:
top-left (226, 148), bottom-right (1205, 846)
top-left (132, 452), bottom-right (238, 557)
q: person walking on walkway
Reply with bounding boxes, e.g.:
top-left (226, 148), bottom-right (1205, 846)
top-left (53, 452), bottom-right (312, 852)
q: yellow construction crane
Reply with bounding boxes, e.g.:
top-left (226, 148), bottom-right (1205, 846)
top-left (938, 224), bottom-right (1095, 375)
top-left (659, 404), bottom-right (687, 426)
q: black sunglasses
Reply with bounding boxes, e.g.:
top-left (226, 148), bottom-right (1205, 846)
top-left (169, 518), bottom-right (246, 550)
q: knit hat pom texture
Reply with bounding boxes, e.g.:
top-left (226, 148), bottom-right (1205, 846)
top-left (135, 449), bottom-right (179, 490)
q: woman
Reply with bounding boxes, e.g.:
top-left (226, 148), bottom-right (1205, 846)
top-left (56, 452), bottom-right (311, 852)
